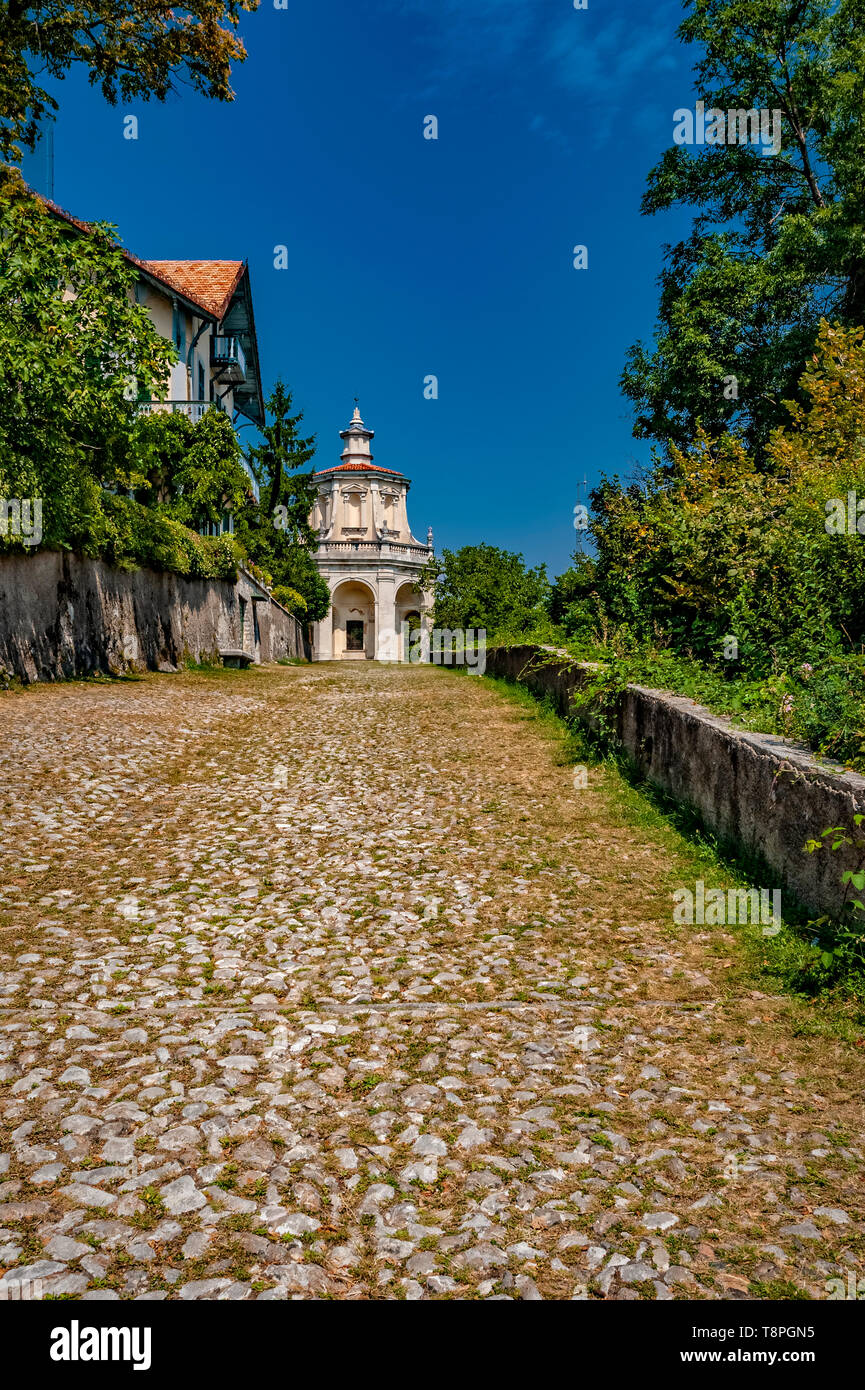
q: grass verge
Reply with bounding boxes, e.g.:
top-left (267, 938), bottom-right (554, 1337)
top-left (481, 669), bottom-right (865, 1039)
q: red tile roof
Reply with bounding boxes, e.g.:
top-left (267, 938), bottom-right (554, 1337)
top-left (36, 197), bottom-right (244, 320)
top-left (142, 260), bottom-right (245, 321)
top-left (314, 461), bottom-right (404, 477)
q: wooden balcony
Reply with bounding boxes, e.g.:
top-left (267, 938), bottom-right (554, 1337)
top-left (211, 336), bottom-right (247, 383)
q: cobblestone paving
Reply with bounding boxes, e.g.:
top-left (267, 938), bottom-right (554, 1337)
top-left (1, 663), bottom-right (863, 1300)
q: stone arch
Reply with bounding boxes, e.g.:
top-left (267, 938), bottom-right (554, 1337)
top-left (394, 580), bottom-right (428, 662)
top-left (395, 581), bottom-right (422, 626)
top-left (331, 578), bottom-right (377, 660)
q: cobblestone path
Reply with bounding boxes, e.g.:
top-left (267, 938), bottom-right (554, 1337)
top-left (1, 663), bottom-right (863, 1300)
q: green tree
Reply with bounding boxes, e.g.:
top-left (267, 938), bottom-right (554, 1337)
top-left (127, 410), bottom-right (195, 507)
top-left (272, 545), bottom-right (331, 622)
top-left (622, 0), bottom-right (865, 460)
top-left (0, 0), bottom-right (258, 161)
top-left (0, 169), bottom-right (173, 551)
top-left (424, 544), bottom-right (551, 638)
top-left (157, 408), bottom-right (250, 532)
top-left (591, 321), bottom-right (865, 670)
top-left (234, 382), bottom-right (329, 621)
top-left (548, 555), bottom-right (604, 646)
top-left (247, 379), bottom-right (317, 540)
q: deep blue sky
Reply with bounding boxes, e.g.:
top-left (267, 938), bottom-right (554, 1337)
top-left (28, 0), bottom-right (698, 576)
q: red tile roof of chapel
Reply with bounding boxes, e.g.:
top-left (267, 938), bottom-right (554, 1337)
top-left (314, 461), bottom-right (405, 477)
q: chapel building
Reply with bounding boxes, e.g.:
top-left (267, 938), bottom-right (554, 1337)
top-left (310, 406), bottom-right (434, 660)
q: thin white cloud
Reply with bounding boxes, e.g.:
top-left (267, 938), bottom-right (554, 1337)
top-left (392, 0), bottom-right (540, 93)
top-left (391, 0), bottom-right (684, 144)
top-left (397, 0), bottom-right (537, 64)
top-left (546, 6), bottom-right (681, 95)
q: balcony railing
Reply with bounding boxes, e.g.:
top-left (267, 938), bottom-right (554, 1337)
top-left (198, 511), bottom-right (235, 538)
top-left (138, 400), bottom-right (218, 423)
top-left (317, 538), bottom-right (432, 559)
top-left (211, 335), bottom-right (247, 383)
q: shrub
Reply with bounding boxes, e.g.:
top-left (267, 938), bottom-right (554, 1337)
top-left (271, 584), bottom-right (307, 615)
top-left (545, 323), bottom-right (865, 771)
top-left (100, 493), bottom-right (241, 580)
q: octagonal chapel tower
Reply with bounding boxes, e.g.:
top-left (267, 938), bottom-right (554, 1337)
top-left (310, 405), bottom-right (434, 661)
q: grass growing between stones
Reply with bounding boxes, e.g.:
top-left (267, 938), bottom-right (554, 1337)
top-left (2, 660), bottom-right (863, 1302)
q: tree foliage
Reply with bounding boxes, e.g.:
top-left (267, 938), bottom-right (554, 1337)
top-left (246, 380), bottom-right (317, 544)
top-left (234, 382), bottom-right (329, 622)
top-left (0, 0), bottom-right (258, 161)
top-left (623, 0), bottom-right (865, 459)
top-left (129, 407), bottom-right (250, 530)
top-left (0, 167), bottom-right (173, 551)
top-left (425, 543), bottom-right (551, 639)
top-left (579, 321), bottom-right (865, 671)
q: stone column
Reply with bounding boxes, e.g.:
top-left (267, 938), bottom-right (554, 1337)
top-left (314, 574), bottom-right (335, 661)
top-left (376, 569), bottom-right (399, 661)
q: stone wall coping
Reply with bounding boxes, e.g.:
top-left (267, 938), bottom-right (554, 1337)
top-left (487, 642), bottom-right (865, 916)
top-left (491, 642), bottom-right (865, 800)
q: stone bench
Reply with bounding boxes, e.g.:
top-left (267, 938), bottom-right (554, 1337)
top-left (220, 648), bottom-right (253, 669)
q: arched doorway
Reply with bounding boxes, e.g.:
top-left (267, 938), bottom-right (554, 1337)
top-left (395, 581), bottom-right (424, 661)
top-left (331, 580), bottom-right (376, 659)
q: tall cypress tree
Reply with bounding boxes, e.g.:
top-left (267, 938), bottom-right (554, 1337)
top-left (237, 381), bottom-right (330, 621)
top-left (247, 380), bottom-right (317, 544)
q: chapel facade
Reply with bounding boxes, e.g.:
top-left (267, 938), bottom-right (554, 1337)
top-left (310, 406), bottom-right (434, 661)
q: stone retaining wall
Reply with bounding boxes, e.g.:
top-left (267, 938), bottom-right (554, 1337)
top-left (0, 551), bottom-right (308, 683)
top-left (487, 645), bottom-right (865, 920)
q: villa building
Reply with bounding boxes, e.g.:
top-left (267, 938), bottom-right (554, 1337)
top-left (133, 256), bottom-right (265, 522)
top-left (42, 198), bottom-right (265, 519)
top-left (310, 406), bottom-right (434, 661)
top-left (17, 190), bottom-right (302, 669)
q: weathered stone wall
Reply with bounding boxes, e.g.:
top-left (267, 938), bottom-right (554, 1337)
top-left (487, 645), bottom-right (865, 919)
top-left (0, 551), bottom-right (308, 683)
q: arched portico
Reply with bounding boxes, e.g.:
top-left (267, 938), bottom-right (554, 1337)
top-left (330, 578), bottom-right (377, 660)
top-left (395, 580), bottom-right (426, 659)
top-left (395, 581), bottom-right (422, 628)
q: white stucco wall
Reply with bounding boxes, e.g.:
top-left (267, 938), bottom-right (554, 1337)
top-left (136, 284), bottom-right (234, 415)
